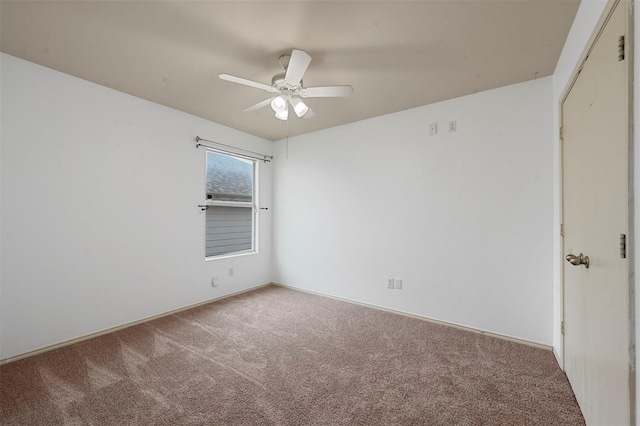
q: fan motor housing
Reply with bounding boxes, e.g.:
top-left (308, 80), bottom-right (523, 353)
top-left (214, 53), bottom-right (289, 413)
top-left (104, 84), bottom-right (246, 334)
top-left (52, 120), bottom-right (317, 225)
top-left (271, 72), bottom-right (302, 91)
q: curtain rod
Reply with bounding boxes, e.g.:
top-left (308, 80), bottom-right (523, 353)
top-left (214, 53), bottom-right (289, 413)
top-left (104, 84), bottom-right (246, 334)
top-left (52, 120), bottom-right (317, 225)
top-left (195, 136), bottom-right (273, 163)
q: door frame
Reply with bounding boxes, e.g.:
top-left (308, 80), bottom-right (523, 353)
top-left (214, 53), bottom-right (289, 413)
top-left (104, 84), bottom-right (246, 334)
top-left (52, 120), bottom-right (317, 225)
top-left (559, 0), bottom-right (635, 422)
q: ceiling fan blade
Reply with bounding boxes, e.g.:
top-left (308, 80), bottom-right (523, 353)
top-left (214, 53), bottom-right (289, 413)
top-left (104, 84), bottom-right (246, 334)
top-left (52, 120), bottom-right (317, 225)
top-left (300, 85), bottom-right (353, 98)
top-left (284, 49), bottom-right (312, 86)
top-left (219, 74), bottom-right (278, 93)
top-left (244, 97), bottom-right (275, 112)
top-left (303, 107), bottom-right (316, 119)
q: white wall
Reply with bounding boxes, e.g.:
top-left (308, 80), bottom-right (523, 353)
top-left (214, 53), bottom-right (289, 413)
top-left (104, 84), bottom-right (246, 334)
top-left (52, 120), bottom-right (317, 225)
top-left (273, 78), bottom-right (554, 345)
top-left (0, 54), bottom-right (273, 360)
top-left (551, 0), bottom-right (609, 367)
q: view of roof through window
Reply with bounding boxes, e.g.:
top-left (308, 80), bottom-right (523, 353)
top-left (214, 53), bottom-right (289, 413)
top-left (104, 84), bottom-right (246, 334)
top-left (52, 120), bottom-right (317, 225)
top-left (206, 151), bottom-right (253, 202)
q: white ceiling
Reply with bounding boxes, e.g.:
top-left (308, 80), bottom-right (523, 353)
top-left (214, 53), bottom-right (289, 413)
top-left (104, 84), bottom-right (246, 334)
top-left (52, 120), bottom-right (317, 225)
top-left (0, 1), bottom-right (580, 141)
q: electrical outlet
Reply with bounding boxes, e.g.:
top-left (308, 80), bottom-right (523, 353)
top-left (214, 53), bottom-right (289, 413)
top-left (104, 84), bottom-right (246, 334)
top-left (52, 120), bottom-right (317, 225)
top-left (229, 268), bottom-right (234, 277)
top-left (448, 120), bottom-right (457, 132)
top-left (387, 278), bottom-right (395, 289)
top-left (395, 279), bottom-right (403, 290)
top-left (211, 277), bottom-right (220, 287)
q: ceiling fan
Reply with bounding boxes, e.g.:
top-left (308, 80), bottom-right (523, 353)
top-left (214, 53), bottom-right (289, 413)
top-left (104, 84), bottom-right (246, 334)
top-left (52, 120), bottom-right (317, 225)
top-left (219, 49), bottom-right (353, 121)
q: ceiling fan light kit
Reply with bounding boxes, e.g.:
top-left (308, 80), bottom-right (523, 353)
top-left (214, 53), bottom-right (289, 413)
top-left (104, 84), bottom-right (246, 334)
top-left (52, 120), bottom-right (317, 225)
top-left (270, 96), bottom-right (287, 113)
top-left (274, 109), bottom-right (289, 121)
top-left (219, 49), bottom-right (353, 121)
top-left (290, 98), bottom-right (309, 118)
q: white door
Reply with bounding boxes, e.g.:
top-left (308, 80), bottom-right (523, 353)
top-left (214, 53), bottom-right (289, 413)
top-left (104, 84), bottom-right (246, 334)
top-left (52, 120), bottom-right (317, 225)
top-left (561, 1), bottom-right (631, 424)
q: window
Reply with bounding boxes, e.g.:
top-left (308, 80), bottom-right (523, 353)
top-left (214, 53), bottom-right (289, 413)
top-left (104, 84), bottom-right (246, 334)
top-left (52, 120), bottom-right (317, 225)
top-left (205, 150), bottom-right (256, 257)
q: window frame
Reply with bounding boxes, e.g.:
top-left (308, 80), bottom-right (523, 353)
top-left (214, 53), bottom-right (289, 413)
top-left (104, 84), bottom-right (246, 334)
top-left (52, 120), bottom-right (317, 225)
top-left (204, 148), bottom-right (258, 259)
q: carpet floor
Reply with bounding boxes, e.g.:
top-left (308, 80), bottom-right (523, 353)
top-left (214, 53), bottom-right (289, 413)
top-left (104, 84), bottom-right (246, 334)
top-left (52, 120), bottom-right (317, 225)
top-left (0, 285), bottom-right (584, 425)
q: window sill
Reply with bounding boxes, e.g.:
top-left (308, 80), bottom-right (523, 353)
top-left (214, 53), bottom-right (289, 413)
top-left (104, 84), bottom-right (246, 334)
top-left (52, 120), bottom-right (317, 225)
top-left (205, 249), bottom-right (257, 261)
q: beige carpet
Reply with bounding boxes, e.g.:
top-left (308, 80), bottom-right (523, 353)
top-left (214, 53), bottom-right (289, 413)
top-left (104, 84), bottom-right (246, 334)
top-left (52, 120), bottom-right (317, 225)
top-left (1, 285), bottom-right (584, 425)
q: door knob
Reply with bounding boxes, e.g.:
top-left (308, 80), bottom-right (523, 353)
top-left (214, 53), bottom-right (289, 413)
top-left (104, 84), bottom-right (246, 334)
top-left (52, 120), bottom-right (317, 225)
top-left (566, 253), bottom-right (589, 269)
